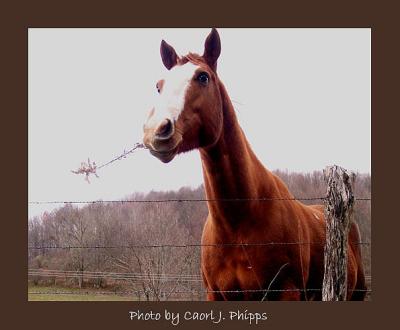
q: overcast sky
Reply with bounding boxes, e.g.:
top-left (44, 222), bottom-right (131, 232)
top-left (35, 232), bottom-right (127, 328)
top-left (28, 28), bottom-right (371, 218)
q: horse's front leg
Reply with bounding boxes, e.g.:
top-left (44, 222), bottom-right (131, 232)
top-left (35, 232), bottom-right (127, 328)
top-left (202, 269), bottom-right (225, 301)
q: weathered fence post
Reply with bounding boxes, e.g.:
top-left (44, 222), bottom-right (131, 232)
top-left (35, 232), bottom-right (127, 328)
top-left (322, 165), bottom-right (355, 301)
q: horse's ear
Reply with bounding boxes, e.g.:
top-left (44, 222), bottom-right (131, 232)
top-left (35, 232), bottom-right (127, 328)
top-left (160, 40), bottom-right (178, 70)
top-left (203, 28), bottom-right (221, 71)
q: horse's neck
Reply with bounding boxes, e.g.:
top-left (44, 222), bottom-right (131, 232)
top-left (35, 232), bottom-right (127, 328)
top-left (199, 82), bottom-right (291, 229)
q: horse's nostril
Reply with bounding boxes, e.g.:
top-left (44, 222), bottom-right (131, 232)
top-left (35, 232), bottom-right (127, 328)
top-left (155, 119), bottom-right (174, 139)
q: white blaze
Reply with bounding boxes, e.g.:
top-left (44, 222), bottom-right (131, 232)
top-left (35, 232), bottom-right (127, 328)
top-left (147, 62), bottom-right (198, 130)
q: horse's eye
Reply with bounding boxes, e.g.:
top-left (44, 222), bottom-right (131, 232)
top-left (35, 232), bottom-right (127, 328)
top-left (197, 72), bottom-right (209, 85)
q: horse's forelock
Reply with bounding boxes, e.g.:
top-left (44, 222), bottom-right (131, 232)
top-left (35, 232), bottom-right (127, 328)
top-left (179, 53), bottom-right (207, 67)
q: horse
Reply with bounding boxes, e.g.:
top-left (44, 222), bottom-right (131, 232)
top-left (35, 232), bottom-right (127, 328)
top-left (142, 28), bottom-right (366, 301)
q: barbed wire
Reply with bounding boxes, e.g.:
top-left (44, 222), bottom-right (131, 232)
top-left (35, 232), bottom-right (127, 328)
top-left (28, 196), bottom-right (371, 205)
top-left (28, 240), bottom-right (371, 250)
top-left (28, 288), bottom-right (372, 295)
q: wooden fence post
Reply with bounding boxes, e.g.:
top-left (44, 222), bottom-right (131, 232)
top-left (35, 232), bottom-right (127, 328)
top-left (322, 165), bottom-right (355, 301)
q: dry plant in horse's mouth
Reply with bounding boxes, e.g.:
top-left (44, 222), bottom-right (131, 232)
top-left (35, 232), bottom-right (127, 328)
top-left (71, 143), bottom-right (146, 183)
top-left (71, 158), bottom-right (99, 183)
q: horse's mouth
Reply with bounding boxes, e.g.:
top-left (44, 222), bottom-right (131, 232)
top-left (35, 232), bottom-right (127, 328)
top-left (143, 131), bottom-right (182, 163)
top-left (149, 147), bottom-right (179, 163)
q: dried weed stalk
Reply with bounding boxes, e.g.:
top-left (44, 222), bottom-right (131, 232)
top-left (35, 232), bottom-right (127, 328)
top-left (71, 158), bottom-right (99, 183)
top-left (71, 143), bottom-right (146, 183)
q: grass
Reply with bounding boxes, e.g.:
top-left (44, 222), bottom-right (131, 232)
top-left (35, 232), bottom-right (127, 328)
top-left (28, 284), bottom-right (137, 301)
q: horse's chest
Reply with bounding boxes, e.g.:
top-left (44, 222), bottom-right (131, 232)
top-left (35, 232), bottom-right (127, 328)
top-left (200, 218), bottom-right (291, 298)
top-left (202, 247), bottom-right (264, 294)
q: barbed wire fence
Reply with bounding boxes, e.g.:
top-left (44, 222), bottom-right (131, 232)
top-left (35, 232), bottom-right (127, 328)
top-left (28, 197), bottom-right (371, 301)
top-left (29, 196), bottom-right (371, 205)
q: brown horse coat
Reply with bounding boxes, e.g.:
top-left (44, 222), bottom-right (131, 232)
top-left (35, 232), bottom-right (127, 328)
top-left (199, 82), bottom-right (366, 300)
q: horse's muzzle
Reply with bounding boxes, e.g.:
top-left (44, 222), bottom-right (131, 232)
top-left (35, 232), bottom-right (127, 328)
top-left (143, 119), bottom-right (182, 163)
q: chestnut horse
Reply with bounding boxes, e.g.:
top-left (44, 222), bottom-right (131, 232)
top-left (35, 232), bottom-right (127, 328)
top-left (143, 29), bottom-right (366, 300)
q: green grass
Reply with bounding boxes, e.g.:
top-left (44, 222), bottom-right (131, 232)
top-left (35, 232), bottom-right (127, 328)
top-left (28, 285), bottom-right (137, 301)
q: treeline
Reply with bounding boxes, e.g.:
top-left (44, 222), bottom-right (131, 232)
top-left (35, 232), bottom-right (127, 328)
top-left (28, 170), bottom-right (371, 300)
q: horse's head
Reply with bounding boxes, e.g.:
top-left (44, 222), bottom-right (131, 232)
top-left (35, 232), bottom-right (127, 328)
top-left (143, 28), bottom-right (223, 163)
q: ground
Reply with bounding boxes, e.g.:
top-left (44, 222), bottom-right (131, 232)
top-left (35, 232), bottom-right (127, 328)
top-left (28, 284), bottom-right (137, 301)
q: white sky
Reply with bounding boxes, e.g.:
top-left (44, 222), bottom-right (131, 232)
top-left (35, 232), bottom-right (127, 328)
top-left (28, 28), bottom-right (371, 218)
